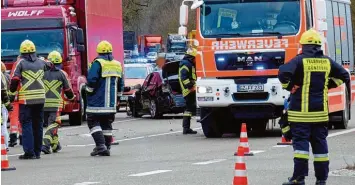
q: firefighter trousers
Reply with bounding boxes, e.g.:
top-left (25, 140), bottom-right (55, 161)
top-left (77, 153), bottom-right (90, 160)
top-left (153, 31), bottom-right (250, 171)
top-left (1, 105), bottom-right (9, 149)
top-left (182, 91), bottom-right (196, 129)
top-left (43, 111), bottom-right (61, 151)
top-left (290, 122), bottom-right (329, 181)
top-left (19, 104), bottom-right (44, 157)
top-left (87, 113), bottom-right (115, 149)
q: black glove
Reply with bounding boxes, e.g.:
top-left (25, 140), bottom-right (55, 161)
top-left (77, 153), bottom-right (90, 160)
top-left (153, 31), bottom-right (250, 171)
top-left (9, 95), bottom-right (15, 102)
top-left (84, 84), bottom-right (95, 96)
top-left (5, 103), bottom-right (13, 111)
top-left (279, 112), bottom-right (292, 141)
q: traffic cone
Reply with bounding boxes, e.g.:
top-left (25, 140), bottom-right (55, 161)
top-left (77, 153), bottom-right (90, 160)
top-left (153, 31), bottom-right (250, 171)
top-left (277, 135), bottom-right (292, 145)
top-left (1, 136), bottom-right (16, 171)
top-left (111, 136), bottom-right (119, 145)
top-left (233, 146), bottom-right (248, 185)
top-left (234, 123), bottom-right (253, 156)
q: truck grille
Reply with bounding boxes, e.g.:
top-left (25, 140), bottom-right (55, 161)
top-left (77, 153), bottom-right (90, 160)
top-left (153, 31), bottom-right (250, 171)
top-left (232, 92), bottom-right (269, 101)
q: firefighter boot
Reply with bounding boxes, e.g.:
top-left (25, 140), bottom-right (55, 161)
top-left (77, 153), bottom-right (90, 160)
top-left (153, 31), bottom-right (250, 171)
top-left (182, 116), bottom-right (197, 134)
top-left (90, 145), bottom-right (110, 156)
top-left (41, 145), bottom-right (52, 154)
top-left (53, 142), bottom-right (62, 153)
top-left (282, 177), bottom-right (305, 185)
top-left (9, 133), bottom-right (17, 147)
top-left (315, 180), bottom-right (326, 185)
top-left (104, 136), bottom-right (112, 151)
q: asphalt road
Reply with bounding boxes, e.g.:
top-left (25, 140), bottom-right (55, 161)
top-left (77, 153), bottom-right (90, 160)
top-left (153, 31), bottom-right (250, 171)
top-left (2, 107), bottom-right (355, 185)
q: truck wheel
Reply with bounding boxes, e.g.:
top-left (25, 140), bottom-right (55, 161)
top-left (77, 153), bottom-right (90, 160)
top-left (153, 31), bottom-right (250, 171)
top-left (333, 90), bottom-right (349, 129)
top-left (69, 95), bottom-right (84, 126)
top-left (200, 108), bottom-right (223, 138)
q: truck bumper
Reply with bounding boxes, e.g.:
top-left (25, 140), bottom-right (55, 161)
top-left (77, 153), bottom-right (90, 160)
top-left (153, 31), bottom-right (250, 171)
top-left (196, 78), bottom-right (290, 119)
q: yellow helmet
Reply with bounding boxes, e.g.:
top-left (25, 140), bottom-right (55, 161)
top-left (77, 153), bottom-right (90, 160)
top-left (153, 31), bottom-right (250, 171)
top-left (186, 47), bottom-right (197, 57)
top-left (299, 29), bottom-right (322, 46)
top-left (96, 40), bottom-right (113, 54)
top-left (47, 51), bottom-right (62, 64)
top-left (19, 39), bottom-right (36, 53)
top-left (1, 62), bottom-right (6, 72)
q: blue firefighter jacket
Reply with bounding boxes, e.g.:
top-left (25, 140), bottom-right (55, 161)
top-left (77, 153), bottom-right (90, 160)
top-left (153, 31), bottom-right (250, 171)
top-left (86, 54), bottom-right (124, 114)
top-left (179, 55), bottom-right (196, 97)
top-left (278, 45), bottom-right (350, 123)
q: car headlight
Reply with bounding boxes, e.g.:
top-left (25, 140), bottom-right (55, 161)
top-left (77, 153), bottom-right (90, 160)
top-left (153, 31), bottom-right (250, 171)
top-left (197, 86), bottom-right (212, 93)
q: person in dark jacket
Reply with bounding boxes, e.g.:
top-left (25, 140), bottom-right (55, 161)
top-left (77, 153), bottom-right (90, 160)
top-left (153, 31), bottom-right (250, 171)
top-left (85, 40), bottom-right (123, 156)
top-left (278, 29), bottom-right (350, 185)
top-left (178, 47), bottom-right (198, 134)
top-left (9, 39), bottom-right (49, 159)
top-left (41, 51), bottom-right (75, 154)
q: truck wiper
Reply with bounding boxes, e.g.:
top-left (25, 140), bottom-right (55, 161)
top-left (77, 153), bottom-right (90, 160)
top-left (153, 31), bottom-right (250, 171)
top-left (248, 31), bottom-right (283, 38)
top-left (215, 33), bottom-right (244, 38)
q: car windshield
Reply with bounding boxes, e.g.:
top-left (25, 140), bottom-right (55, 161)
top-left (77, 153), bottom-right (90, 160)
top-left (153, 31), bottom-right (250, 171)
top-left (200, 0), bottom-right (300, 38)
top-left (147, 52), bottom-right (156, 57)
top-left (124, 67), bottom-right (148, 79)
top-left (170, 42), bottom-right (186, 49)
top-left (1, 29), bottom-right (64, 58)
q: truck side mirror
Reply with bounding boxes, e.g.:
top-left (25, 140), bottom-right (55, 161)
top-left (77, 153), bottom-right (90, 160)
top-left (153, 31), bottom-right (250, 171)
top-left (179, 4), bottom-right (188, 26)
top-left (76, 28), bottom-right (85, 44)
top-left (77, 44), bottom-right (85, 52)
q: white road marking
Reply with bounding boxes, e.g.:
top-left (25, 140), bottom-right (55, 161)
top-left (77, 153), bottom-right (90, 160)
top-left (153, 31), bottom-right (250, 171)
top-left (328, 128), bottom-right (355, 138)
top-left (66, 144), bottom-right (87, 147)
top-left (128, 170), bottom-right (172, 177)
top-left (73, 182), bottom-right (100, 185)
top-left (250, 150), bottom-right (265, 154)
top-left (60, 118), bottom-right (142, 131)
top-left (8, 153), bottom-right (22, 157)
top-left (272, 145), bottom-right (290, 148)
top-left (193, 159), bottom-right (227, 165)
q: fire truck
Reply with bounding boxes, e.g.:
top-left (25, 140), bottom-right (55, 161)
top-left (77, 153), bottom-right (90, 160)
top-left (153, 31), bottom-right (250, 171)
top-left (1, 0), bottom-right (124, 125)
top-left (178, 0), bottom-right (355, 137)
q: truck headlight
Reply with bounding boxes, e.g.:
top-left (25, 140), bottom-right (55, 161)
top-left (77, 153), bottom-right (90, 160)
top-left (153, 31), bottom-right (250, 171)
top-left (197, 86), bottom-right (212, 93)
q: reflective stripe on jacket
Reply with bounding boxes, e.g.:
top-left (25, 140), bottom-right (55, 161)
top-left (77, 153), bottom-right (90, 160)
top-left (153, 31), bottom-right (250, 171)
top-left (278, 45), bottom-right (350, 123)
top-left (44, 64), bottom-right (74, 111)
top-left (179, 55), bottom-right (196, 97)
top-left (10, 56), bottom-right (48, 105)
top-left (86, 57), bottom-right (122, 114)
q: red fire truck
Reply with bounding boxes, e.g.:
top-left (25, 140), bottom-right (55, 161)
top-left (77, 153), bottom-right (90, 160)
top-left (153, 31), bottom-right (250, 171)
top-left (1, 0), bottom-right (124, 125)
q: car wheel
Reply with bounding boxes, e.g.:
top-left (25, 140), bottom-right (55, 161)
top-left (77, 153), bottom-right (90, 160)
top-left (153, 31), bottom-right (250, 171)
top-left (149, 99), bottom-right (161, 119)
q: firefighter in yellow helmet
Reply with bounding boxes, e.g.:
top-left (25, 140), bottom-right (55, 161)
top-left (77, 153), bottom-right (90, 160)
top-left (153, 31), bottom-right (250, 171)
top-left (278, 29), bottom-right (350, 185)
top-left (178, 45), bottom-right (198, 135)
top-left (84, 40), bottom-right (123, 156)
top-left (9, 39), bottom-right (50, 159)
top-left (41, 51), bottom-right (75, 154)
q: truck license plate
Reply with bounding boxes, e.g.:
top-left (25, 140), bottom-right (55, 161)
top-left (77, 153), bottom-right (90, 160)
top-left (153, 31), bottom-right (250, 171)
top-left (237, 84), bottom-right (264, 92)
top-left (120, 96), bottom-right (128, 101)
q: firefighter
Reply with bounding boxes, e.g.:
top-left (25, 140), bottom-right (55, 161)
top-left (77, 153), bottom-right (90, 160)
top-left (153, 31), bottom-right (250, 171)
top-left (9, 39), bottom-right (49, 159)
top-left (178, 46), bottom-right (198, 135)
top-left (84, 40), bottom-right (123, 156)
top-left (278, 29), bottom-right (350, 185)
top-left (41, 51), bottom-right (75, 154)
top-left (1, 63), bottom-right (13, 150)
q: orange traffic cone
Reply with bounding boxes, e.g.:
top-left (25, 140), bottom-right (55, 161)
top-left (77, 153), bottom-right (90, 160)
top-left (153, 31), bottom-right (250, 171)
top-left (234, 123), bottom-right (253, 156)
top-left (1, 136), bottom-right (16, 171)
top-left (111, 136), bottom-right (119, 145)
top-left (233, 146), bottom-right (248, 185)
top-left (277, 135), bottom-right (292, 145)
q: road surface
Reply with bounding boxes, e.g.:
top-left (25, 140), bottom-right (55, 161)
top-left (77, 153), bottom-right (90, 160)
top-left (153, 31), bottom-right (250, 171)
top-left (3, 107), bottom-right (355, 185)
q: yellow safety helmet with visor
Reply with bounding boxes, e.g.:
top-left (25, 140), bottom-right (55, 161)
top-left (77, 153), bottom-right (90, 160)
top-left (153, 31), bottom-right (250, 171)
top-left (299, 29), bottom-right (322, 46)
top-left (96, 40), bottom-right (113, 54)
top-left (47, 51), bottom-right (63, 64)
top-left (19, 39), bottom-right (36, 54)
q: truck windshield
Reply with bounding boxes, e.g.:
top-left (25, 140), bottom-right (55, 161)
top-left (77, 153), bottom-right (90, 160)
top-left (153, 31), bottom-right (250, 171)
top-left (1, 29), bottom-right (64, 58)
top-left (124, 67), bottom-right (148, 79)
top-left (170, 42), bottom-right (186, 49)
top-left (200, 0), bottom-right (300, 38)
